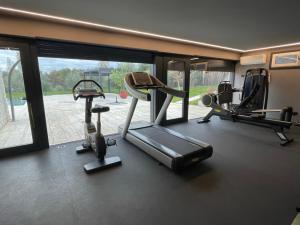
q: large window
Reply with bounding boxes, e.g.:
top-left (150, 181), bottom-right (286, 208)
top-left (38, 57), bottom-right (153, 145)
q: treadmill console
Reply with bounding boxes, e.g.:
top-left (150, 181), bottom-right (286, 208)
top-left (131, 72), bottom-right (164, 89)
top-left (131, 72), bottom-right (153, 86)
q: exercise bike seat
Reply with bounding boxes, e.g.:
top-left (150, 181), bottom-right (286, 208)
top-left (91, 105), bottom-right (110, 113)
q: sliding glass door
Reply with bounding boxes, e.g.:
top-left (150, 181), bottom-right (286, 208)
top-left (0, 38), bottom-right (48, 155)
top-left (161, 57), bottom-right (190, 125)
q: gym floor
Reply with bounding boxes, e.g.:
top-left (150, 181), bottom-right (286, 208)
top-left (1, 118), bottom-right (299, 225)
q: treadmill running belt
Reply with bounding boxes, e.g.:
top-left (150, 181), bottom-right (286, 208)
top-left (133, 127), bottom-right (201, 155)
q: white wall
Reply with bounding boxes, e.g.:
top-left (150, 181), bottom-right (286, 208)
top-left (0, 74), bottom-right (10, 129)
top-left (234, 46), bottom-right (300, 115)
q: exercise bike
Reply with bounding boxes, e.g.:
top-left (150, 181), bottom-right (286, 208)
top-left (73, 80), bottom-right (122, 174)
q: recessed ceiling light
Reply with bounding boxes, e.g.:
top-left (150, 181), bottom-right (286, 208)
top-left (0, 6), bottom-right (244, 52)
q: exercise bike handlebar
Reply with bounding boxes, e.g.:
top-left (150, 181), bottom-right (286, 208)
top-left (72, 80), bottom-right (105, 100)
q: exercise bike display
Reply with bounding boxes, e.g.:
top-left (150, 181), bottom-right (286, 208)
top-left (198, 68), bottom-right (294, 146)
top-left (73, 80), bottom-right (121, 174)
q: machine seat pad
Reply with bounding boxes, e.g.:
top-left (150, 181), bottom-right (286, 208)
top-left (91, 105), bottom-right (110, 113)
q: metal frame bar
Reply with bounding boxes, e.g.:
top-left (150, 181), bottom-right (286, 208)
top-left (121, 97), bottom-right (138, 138)
top-left (154, 94), bottom-right (173, 125)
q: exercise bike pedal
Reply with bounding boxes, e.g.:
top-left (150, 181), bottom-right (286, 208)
top-left (83, 156), bottom-right (122, 174)
top-left (76, 145), bottom-right (93, 154)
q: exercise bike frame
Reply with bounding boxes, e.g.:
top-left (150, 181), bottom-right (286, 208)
top-left (73, 79), bottom-right (121, 174)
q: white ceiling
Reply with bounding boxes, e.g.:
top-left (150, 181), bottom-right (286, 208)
top-left (1, 0), bottom-right (300, 50)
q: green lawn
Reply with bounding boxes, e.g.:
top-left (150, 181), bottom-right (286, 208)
top-left (172, 85), bottom-right (216, 104)
top-left (43, 90), bottom-right (71, 96)
top-left (5, 92), bottom-right (26, 100)
top-left (7, 85), bottom-right (216, 106)
top-left (189, 99), bottom-right (200, 105)
top-left (6, 89), bottom-right (121, 100)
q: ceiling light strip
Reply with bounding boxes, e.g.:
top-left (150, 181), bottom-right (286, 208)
top-left (0, 6), bottom-right (244, 52)
top-left (245, 42), bottom-right (300, 52)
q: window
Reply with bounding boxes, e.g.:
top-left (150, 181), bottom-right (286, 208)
top-left (38, 57), bottom-right (153, 145)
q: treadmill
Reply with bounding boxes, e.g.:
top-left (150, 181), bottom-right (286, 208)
top-left (120, 72), bottom-right (213, 171)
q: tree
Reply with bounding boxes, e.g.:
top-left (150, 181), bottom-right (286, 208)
top-left (110, 63), bottom-right (136, 93)
top-left (99, 61), bottom-right (109, 68)
top-left (110, 69), bottom-right (124, 93)
top-left (136, 63), bottom-right (151, 73)
top-left (64, 69), bottom-right (82, 91)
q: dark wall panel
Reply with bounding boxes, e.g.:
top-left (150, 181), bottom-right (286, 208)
top-left (37, 40), bottom-right (154, 63)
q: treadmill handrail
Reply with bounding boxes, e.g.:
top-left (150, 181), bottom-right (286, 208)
top-left (158, 86), bottom-right (187, 98)
top-left (124, 72), bottom-right (186, 101)
top-left (124, 75), bottom-right (151, 101)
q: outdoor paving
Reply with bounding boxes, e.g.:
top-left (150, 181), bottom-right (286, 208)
top-left (0, 94), bottom-right (210, 148)
top-left (0, 105), bottom-right (33, 148)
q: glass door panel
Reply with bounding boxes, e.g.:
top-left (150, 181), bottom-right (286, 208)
top-left (160, 57), bottom-right (189, 124)
top-left (188, 61), bottom-right (234, 120)
top-left (0, 47), bottom-right (33, 149)
top-left (166, 60), bottom-right (186, 120)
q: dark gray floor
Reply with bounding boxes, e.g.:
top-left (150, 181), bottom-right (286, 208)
top-left (1, 118), bottom-right (300, 225)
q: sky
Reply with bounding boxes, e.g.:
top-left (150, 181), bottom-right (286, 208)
top-left (0, 49), bottom-right (20, 72)
top-left (38, 57), bottom-right (106, 72)
top-left (0, 49), bottom-right (150, 77)
top-left (0, 49), bottom-right (119, 73)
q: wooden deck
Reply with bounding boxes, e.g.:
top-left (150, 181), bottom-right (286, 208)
top-left (0, 94), bottom-right (209, 148)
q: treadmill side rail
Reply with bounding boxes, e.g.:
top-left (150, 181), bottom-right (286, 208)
top-left (129, 130), bottom-right (183, 158)
top-left (156, 126), bottom-right (211, 148)
top-left (125, 133), bottom-right (176, 169)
